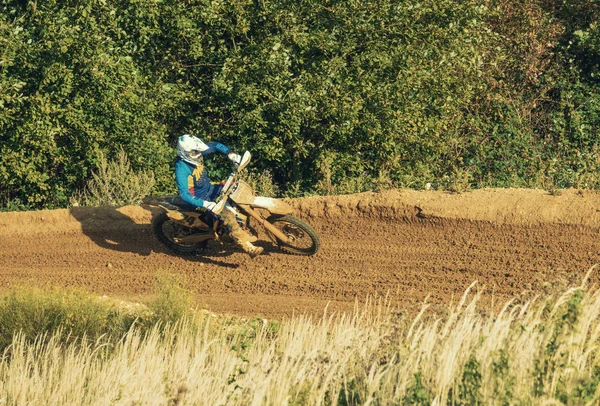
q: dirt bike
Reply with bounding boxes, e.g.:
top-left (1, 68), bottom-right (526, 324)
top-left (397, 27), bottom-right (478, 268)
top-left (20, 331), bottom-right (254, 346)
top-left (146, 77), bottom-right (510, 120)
top-left (144, 151), bottom-right (320, 257)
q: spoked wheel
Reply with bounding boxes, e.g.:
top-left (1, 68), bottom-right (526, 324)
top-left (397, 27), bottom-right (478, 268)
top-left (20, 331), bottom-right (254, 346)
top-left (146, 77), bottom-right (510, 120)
top-left (152, 212), bottom-right (208, 256)
top-left (266, 215), bottom-right (320, 256)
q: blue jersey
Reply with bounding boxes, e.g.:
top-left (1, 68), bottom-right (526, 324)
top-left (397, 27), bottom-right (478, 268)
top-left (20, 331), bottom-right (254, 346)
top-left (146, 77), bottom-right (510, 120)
top-left (174, 141), bottom-right (231, 207)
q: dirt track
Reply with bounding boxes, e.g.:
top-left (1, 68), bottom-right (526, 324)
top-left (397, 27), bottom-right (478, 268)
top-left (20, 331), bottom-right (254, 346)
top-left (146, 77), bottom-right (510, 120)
top-left (1, 189), bottom-right (600, 318)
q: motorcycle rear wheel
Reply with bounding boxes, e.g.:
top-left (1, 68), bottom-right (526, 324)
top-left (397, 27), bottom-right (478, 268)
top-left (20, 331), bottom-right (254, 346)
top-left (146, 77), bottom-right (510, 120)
top-left (152, 212), bottom-right (208, 256)
top-left (266, 215), bottom-right (320, 256)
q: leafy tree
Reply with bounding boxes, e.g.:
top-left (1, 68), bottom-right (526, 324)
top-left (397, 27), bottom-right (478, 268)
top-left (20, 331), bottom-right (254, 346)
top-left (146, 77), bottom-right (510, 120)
top-left (1, 0), bottom-right (599, 209)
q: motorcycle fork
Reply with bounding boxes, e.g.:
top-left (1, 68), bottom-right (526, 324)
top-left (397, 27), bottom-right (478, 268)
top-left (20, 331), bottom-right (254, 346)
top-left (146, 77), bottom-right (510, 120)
top-left (211, 214), bottom-right (247, 242)
top-left (239, 205), bottom-right (292, 244)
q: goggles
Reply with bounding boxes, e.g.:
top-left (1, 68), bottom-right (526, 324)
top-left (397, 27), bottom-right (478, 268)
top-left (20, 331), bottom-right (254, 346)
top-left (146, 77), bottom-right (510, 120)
top-left (189, 149), bottom-right (203, 159)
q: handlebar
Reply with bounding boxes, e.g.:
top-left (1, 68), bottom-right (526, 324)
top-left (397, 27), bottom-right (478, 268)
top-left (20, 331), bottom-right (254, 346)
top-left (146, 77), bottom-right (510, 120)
top-left (212, 150), bottom-right (251, 213)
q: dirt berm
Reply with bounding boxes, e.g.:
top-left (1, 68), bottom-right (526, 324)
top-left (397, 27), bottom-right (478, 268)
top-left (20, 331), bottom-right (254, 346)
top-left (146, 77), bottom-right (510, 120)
top-left (1, 188), bottom-right (599, 317)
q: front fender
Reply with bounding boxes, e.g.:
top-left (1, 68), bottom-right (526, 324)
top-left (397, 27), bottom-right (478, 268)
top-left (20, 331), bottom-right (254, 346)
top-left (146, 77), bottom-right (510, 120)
top-left (251, 197), bottom-right (293, 215)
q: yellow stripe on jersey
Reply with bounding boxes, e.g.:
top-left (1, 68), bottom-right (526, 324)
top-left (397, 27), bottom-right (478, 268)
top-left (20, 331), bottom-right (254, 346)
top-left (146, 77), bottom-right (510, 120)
top-left (192, 164), bottom-right (204, 180)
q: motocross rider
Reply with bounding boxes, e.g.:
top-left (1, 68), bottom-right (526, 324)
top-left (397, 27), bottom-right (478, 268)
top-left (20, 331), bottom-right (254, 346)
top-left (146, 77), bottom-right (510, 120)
top-left (175, 134), bottom-right (263, 258)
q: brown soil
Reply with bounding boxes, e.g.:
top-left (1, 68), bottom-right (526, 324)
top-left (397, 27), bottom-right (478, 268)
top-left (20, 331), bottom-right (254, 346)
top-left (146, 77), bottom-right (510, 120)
top-left (1, 188), bottom-right (599, 318)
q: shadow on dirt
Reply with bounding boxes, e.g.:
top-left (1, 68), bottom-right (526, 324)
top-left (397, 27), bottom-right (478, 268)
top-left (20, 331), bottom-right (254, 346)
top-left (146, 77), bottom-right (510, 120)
top-left (69, 206), bottom-right (240, 268)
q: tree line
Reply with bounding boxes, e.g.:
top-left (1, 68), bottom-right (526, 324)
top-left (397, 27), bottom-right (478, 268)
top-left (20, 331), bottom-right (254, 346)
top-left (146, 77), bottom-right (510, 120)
top-left (1, 0), bottom-right (599, 209)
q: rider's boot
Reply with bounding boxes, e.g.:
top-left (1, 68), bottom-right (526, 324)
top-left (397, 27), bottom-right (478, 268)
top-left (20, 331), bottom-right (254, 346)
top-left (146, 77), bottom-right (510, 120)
top-left (221, 210), bottom-right (262, 258)
top-left (243, 241), bottom-right (264, 258)
top-left (230, 228), bottom-right (262, 258)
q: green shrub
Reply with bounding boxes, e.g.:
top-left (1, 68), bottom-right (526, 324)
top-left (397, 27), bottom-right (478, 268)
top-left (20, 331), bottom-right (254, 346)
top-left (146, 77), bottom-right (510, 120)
top-left (0, 287), bottom-right (139, 350)
top-left (456, 356), bottom-right (483, 405)
top-left (71, 149), bottom-right (156, 207)
top-left (241, 169), bottom-right (280, 197)
top-left (403, 372), bottom-right (431, 405)
top-left (145, 275), bottom-right (194, 327)
top-left (1, 0), bottom-right (599, 208)
top-left (0, 277), bottom-right (194, 351)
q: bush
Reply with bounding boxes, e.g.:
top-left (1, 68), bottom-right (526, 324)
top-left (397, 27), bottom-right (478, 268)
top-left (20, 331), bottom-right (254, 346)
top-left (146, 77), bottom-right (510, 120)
top-left (1, 0), bottom-right (599, 208)
top-left (0, 276), bottom-right (194, 351)
top-left (0, 287), bottom-right (139, 350)
top-left (71, 149), bottom-right (156, 207)
top-left (241, 169), bottom-right (280, 197)
top-left (145, 275), bottom-right (194, 327)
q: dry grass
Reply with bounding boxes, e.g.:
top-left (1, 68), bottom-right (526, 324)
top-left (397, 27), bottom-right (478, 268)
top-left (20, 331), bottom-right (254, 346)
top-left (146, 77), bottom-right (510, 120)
top-left (240, 169), bottom-right (280, 198)
top-left (70, 149), bottom-right (155, 207)
top-left (2, 269), bottom-right (600, 404)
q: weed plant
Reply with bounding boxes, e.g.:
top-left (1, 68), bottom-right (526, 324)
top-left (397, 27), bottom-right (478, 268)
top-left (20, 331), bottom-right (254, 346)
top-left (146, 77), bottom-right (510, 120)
top-left (0, 276), bottom-right (193, 352)
top-left (70, 149), bottom-right (156, 207)
top-left (240, 169), bottom-right (280, 198)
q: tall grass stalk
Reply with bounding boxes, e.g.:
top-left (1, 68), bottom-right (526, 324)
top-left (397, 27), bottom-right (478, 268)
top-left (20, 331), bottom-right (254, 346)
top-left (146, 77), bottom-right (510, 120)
top-left (2, 273), bottom-right (600, 404)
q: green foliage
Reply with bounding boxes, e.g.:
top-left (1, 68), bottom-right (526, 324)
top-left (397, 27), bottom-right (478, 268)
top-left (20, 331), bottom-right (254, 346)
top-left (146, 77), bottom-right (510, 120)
top-left (0, 286), bottom-right (139, 351)
top-left (240, 169), bottom-right (280, 197)
top-left (492, 349), bottom-right (515, 405)
top-left (0, 278), bottom-right (195, 351)
top-left (146, 275), bottom-right (194, 326)
top-left (562, 365), bottom-right (600, 404)
top-left (0, 196), bottom-right (31, 212)
top-left (404, 372), bottom-right (431, 405)
top-left (456, 356), bottom-right (483, 405)
top-left (337, 379), bottom-right (363, 406)
top-left (1, 0), bottom-right (600, 209)
top-left (0, 0), bottom-right (174, 209)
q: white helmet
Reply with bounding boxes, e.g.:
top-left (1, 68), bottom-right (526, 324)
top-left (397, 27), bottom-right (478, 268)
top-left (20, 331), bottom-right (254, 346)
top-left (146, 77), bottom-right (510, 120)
top-left (177, 134), bottom-right (209, 166)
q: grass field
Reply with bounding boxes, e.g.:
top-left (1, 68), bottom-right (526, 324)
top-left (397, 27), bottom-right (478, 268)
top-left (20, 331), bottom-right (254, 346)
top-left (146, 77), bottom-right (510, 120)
top-left (1, 269), bottom-right (600, 405)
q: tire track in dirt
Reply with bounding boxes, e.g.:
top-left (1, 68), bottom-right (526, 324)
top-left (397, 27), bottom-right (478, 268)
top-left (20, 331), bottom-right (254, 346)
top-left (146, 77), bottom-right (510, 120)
top-left (1, 189), bottom-right (599, 317)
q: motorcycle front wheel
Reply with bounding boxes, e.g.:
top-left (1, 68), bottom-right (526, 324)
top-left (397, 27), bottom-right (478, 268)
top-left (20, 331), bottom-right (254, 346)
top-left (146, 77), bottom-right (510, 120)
top-left (266, 214), bottom-right (320, 256)
top-left (152, 212), bottom-right (208, 256)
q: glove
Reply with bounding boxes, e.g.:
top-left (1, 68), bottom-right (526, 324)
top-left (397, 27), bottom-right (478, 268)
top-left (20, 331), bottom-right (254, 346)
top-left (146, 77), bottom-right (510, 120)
top-left (201, 199), bottom-right (225, 214)
top-left (228, 152), bottom-right (242, 166)
top-left (202, 200), bottom-right (217, 212)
